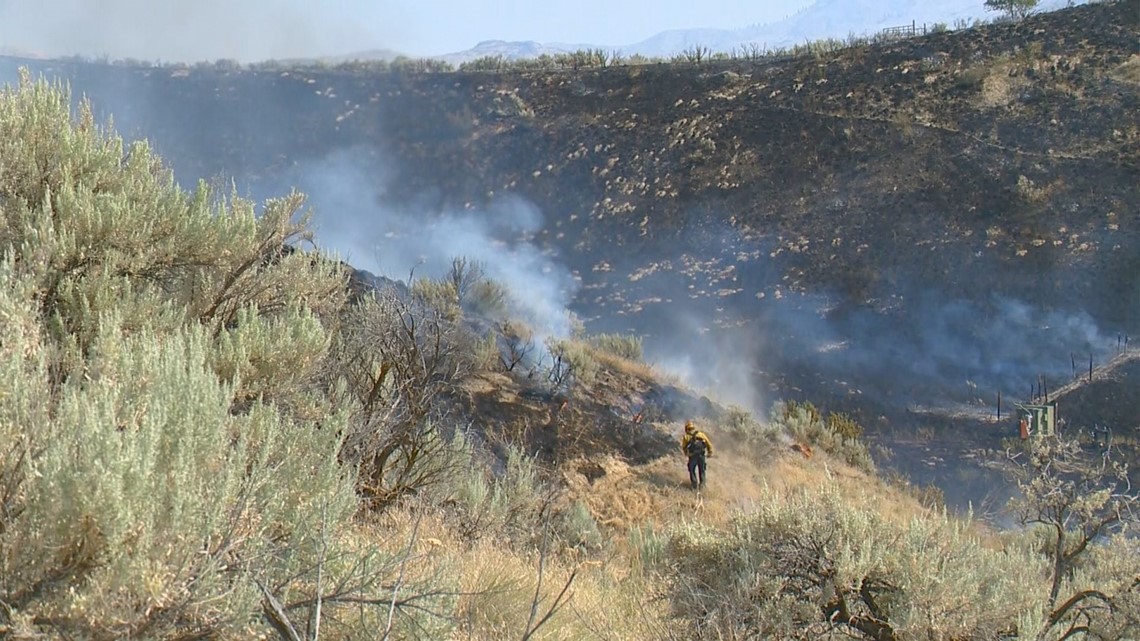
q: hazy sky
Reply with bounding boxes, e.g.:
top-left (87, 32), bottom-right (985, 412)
top-left (0, 0), bottom-right (814, 62)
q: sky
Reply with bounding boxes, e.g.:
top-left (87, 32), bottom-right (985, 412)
top-left (0, 0), bottom-right (813, 62)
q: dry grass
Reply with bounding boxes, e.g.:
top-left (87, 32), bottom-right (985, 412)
top-left (1109, 54), bottom-right (1140, 85)
top-left (589, 348), bottom-right (665, 383)
top-left (356, 504), bottom-right (669, 641)
top-left (979, 65), bottom-right (1029, 108)
top-left (559, 421), bottom-right (920, 533)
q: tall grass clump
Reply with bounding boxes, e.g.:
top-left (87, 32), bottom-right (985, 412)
top-left (588, 332), bottom-right (644, 361)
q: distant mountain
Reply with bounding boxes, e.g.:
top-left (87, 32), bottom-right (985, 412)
top-left (626, 0), bottom-right (1080, 56)
top-left (435, 40), bottom-right (598, 66)
top-left (320, 48), bottom-right (405, 63)
top-left (0, 47), bottom-right (47, 59)
top-left (428, 0), bottom-right (1082, 63)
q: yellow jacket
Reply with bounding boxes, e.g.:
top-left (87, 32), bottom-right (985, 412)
top-left (680, 429), bottom-right (713, 457)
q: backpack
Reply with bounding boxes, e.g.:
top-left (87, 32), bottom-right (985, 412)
top-left (686, 435), bottom-right (708, 457)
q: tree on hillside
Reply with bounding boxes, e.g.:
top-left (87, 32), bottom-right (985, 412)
top-left (985, 0), bottom-right (1039, 21)
top-left (1007, 435), bottom-right (1140, 640)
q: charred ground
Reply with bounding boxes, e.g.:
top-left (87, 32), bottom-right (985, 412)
top-left (3, 1), bottom-right (1136, 496)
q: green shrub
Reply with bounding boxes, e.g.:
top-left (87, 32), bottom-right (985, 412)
top-left (460, 55), bottom-right (509, 72)
top-left (448, 441), bottom-right (551, 545)
top-left (627, 524), bottom-right (667, 577)
top-left (776, 402), bottom-right (875, 472)
top-left (826, 411), bottom-right (863, 440)
top-left (543, 338), bottom-right (600, 391)
top-left (0, 71), bottom-right (444, 639)
top-left (719, 404), bottom-right (781, 444)
top-left (665, 482), bottom-right (1044, 640)
top-left (558, 500), bottom-right (603, 550)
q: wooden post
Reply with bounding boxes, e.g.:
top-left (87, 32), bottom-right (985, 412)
top-left (1089, 353), bottom-right (1094, 383)
top-left (997, 390), bottom-right (1001, 420)
top-left (1072, 352), bottom-right (1076, 379)
top-left (1043, 377), bottom-right (1048, 403)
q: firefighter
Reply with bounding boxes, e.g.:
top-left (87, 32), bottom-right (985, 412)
top-left (680, 421), bottom-right (714, 490)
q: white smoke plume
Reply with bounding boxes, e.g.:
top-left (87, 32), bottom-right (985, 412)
top-left (254, 147), bottom-right (579, 338)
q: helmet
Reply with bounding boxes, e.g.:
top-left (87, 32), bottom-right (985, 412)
top-left (684, 421), bottom-right (695, 433)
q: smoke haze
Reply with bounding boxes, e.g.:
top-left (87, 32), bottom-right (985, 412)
top-left (252, 148), bottom-right (580, 339)
top-left (0, 0), bottom-right (399, 62)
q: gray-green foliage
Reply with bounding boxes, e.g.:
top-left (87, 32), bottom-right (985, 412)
top-left (0, 71), bottom-right (438, 639)
top-left (776, 401), bottom-right (876, 473)
top-left (666, 483), bottom-right (1044, 640)
top-left (1007, 436), bottom-right (1140, 639)
top-left (543, 337), bottom-right (600, 391)
top-left (447, 439), bottom-right (549, 543)
top-left (718, 404), bottom-right (782, 444)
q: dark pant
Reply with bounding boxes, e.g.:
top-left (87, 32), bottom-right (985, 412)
top-left (687, 454), bottom-right (707, 489)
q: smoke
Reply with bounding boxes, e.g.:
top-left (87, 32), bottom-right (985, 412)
top-left (252, 147), bottom-right (579, 338)
top-left (0, 0), bottom-right (398, 63)
top-left (591, 219), bottom-right (1119, 418)
top-left (243, 143), bottom-right (1120, 420)
top-left (699, 282), bottom-right (1122, 417)
top-left (649, 319), bottom-right (769, 415)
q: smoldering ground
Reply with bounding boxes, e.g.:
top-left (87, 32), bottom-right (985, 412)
top-left (0, 58), bottom-right (1124, 428)
top-left (579, 224), bottom-right (1121, 419)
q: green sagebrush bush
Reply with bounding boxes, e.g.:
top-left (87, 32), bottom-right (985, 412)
top-left (664, 482), bottom-right (1045, 641)
top-left (543, 337), bottom-right (600, 391)
top-left (0, 279), bottom-right (361, 636)
top-left (0, 71), bottom-right (452, 639)
top-left (777, 400), bottom-right (875, 473)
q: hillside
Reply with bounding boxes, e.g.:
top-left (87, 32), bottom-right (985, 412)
top-left (1, 5), bottom-right (1139, 639)
top-left (3, 0), bottom-right (1135, 499)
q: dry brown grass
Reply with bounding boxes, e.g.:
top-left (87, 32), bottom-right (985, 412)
top-left (979, 65), bottom-right (1029, 108)
top-left (1109, 54), bottom-right (1140, 85)
top-left (356, 504), bottom-right (669, 641)
top-left (559, 420), bottom-right (927, 535)
top-left (589, 347), bottom-right (666, 383)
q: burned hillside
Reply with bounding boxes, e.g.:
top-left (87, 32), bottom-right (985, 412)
top-left (3, 0), bottom-right (1136, 451)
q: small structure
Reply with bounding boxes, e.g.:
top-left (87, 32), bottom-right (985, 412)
top-left (1017, 402), bottom-right (1057, 439)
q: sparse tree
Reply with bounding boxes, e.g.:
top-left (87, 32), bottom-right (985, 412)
top-left (985, 0), bottom-right (1039, 21)
top-left (496, 319), bottom-right (536, 372)
top-left (1006, 435), bottom-right (1140, 639)
top-left (445, 256), bottom-right (507, 317)
top-left (331, 282), bottom-right (476, 507)
top-left (678, 45), bottom-right (713, 65)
